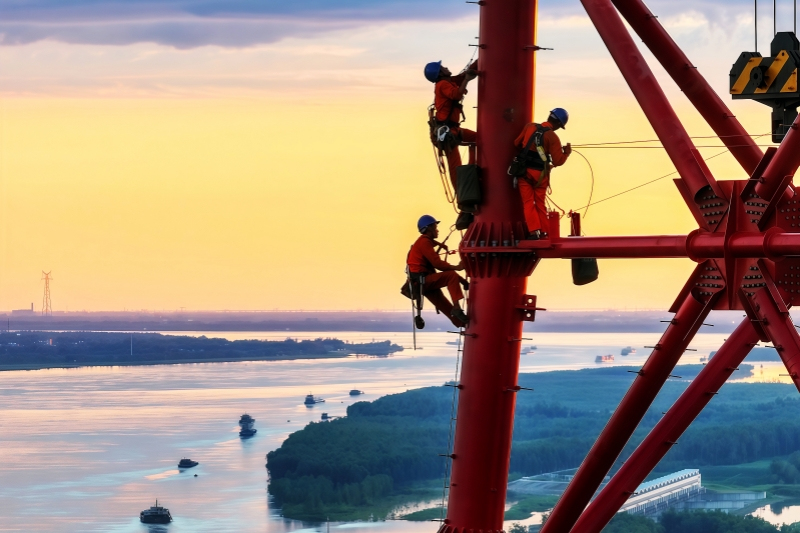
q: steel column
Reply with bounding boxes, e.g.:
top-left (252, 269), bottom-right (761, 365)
top-left (572, 319), bottom-right (760, 533)
top-left (541, 290), bottom-right (712, 533)
top-left (442, 1), bottom-right (537, 532)
top-left (611, 0), bottom-right (763, 174)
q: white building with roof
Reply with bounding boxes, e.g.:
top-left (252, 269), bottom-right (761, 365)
top-left (619, 469), bottom-right (702, 515)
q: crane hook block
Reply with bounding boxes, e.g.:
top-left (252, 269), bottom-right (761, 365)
top-left (730, 32), bottom-right (800, 142)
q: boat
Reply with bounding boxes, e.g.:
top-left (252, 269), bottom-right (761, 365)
top-left (239, 427), bottom-right (257, 438)
top-left (321, 412), bottom-right (331, 420)
top-left (522, 345), bottom-right (536, 354)
top-left (595, 355), bottom-right (615, 363)
top-left (620, 346), bottom-right (637, 356)
top-left (304, 394), bottom-right (325, 405)
top-left (446, 340), bottom-right (460, 346)
top-left (349, 389), bottom-right (364, 396)
top-left (239, 413), bottom-right (257, 438)
top-left (140, 500), bottom-right (172, 524)
top-left (178, 458), bottom-right (198, 468)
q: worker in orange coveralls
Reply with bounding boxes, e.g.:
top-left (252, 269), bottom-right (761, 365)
top-left (425, 60), bottom-right (479, 187)
top-left (514, 108), bottom-right (572, 240)
top-left (406, 215), bottom-right (469, 327)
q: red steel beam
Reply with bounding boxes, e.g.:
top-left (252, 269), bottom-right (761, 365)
top-left (750, 287), bottom-right (800, 392)
top-left (611, 0), bottom-right (763, 174)
top-left (499, 231), bottom-right (800, 259)
top-left (572, 318), bottom-right (760, 533)
top-left (756, 114), bottom-right (800, 201)
top-left (577, 0), bottom-right (719, 211)
top-left (541, 290), bottom-right (713, 533)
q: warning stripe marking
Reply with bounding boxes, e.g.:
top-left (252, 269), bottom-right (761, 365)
top-left (781, 68), bottom-right (798, 93)
top-left (755, 50), bottom-right (789, 93)
top-left (731, 57), bottom-right (762, 94)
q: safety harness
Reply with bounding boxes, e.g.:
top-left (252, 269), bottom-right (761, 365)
top-left (508, 124), bottom-right (552, 188)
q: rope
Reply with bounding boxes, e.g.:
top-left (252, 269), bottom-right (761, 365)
top-left (572, 149), bottom-right (594, 219)
top-left (572, 133), bottom-right (770, 147)
top-left (570, 134), bottom-right (772, 212)
top-left (440, 329), bottom-right (464, 522)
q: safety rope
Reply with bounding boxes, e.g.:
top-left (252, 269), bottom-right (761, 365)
top-left (440, 320), bottom-right (464, 521)
top-left (571, 149), bottom-right (594, 219)
top-left (571, 132), bottom-right (772, 147)
top-left (570, 133), bottom-right (772, 212)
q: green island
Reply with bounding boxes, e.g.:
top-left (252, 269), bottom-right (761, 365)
top-left (267, 364), bottom-right (800, 529)
top-left (0, 332), bottom-right (402, 370)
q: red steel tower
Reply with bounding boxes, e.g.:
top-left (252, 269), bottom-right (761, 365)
top-left (439, 1), bottom-right (538, 532)
top-left (438, 0), bottom-right (800, 532)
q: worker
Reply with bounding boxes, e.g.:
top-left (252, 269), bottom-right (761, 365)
top-left (425, 60), bottom-right (479, 187)
top-left (406, 215), bottom-right (469, 327)
top-left (514, 108), bottom-right (572, 240)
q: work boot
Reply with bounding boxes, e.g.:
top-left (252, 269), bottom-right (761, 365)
top-left (527, 229), bottom-right (541, 240)
top-left (451, 307), bottom-right (469, 327)
top-left (414, 316), bottom-right (425, 330)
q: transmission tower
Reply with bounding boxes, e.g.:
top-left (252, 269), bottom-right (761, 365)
top-left (41, 271), bottom-right (52, 317)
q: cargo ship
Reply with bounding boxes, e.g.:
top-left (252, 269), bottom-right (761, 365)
top-left (304, 394), bottom-right (325, 405)
top-left (139, 500), bottom-right (172, 524)
top-left (239, 413), bottom-right (257, 438)
top-left (595, 355), bottom-right (615, 363)
top-left (620, 346), bottom-right (637, 355)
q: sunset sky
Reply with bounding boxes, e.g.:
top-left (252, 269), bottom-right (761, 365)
top-left (0, 0), bottom-right (793, 311)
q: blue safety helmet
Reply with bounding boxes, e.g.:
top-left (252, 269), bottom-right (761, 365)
top-left (549, 107), bottom-right (569, 128)
top-left (424, 61), bottom-right (443, 83)
top-left (417, 214), bottom-right (440, 233)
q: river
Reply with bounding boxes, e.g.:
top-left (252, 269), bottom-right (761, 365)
top-left (0, 330), bottom-right (794, 532)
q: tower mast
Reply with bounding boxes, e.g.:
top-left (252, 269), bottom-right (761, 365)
top-left (440, 1), bottom-right (538, 532)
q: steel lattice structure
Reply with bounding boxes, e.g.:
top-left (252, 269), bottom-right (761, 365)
top-left (436, 1), bottom-right (800, 533)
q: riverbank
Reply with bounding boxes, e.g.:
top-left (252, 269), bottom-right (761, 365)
top-left (0, 351), bottom-right (357, 371)
top-left (0, 331), bottom-right (403, 371)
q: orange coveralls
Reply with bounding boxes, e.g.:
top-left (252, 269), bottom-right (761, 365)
top-left (407, 235), bottom-right (465, 324)
top-left (514, 121), bottom-right (570, 235)
top-left (434, 62), bottom-right (478, 187)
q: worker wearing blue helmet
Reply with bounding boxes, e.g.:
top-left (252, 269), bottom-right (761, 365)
top-left (513, 108), bottom-right (572, 240)
top-left (425, 60), bottom-right (479, 188)
top-left (404, 215), bottom-right (469, 327)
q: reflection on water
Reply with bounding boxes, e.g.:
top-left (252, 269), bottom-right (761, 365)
top-left (751, 501), bottom-right (800, 525)
top-left (0, 330), bottom-right (783, 532)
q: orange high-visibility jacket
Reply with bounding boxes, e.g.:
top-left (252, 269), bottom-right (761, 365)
top-left (407, 235), bottom-right (459, 274)
top-left (434, 61), bottom-right (478, 125)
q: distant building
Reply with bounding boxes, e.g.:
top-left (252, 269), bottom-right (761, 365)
top-left (509, 468), bottom-right (766, 517)
top-left (620, 469), bottom-right (703, 516)
top-left (11, 303), bottom-right (35, 316)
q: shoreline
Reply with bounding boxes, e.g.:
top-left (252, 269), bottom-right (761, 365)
top-left (0, 351), bottom-right (359, 372)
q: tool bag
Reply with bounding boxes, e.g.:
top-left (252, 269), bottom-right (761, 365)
top-left (456, 164), bottom-right (482, 212)
top-left (455, 211), bottom-right (474, 230)
top-left (571, 258), bottom-right (599, 286)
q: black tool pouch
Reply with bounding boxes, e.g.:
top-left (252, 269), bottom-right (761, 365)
top-left (508, 158), bottom-right (527, 178)
top-left (456, 164), bottom-right (482, 212)
top-left (455, 211), bottom-right (474, 230)
top-left (571, 258), bottom-right (599, 286)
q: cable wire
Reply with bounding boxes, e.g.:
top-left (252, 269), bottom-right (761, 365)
top-left (572, 149), bottom-right (595, 219)
top-left (572, 133), bottom-right (770, 147)
top-left (570, 133), bottom-right (772, 211)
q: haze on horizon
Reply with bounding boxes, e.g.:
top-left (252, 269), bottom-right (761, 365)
top-left (0, 0), bottom-right (791, 312)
